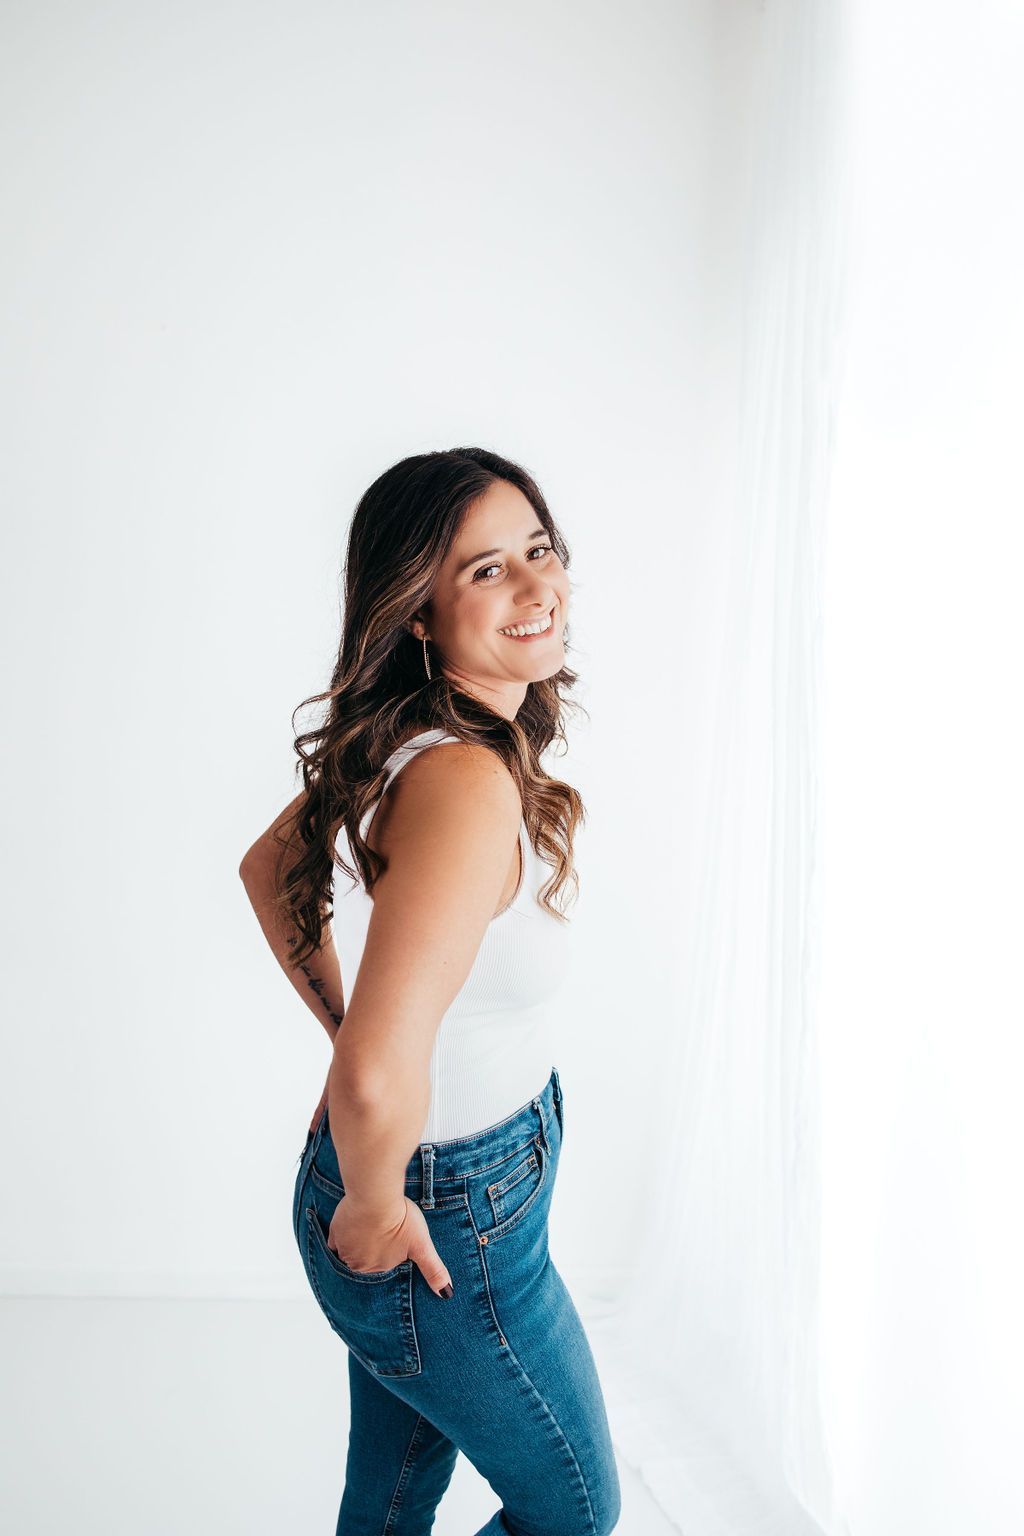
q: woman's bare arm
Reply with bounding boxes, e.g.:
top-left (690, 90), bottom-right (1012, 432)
top-left (238, 792), bottom-right (346, 1044)
top-left (329, 744), bottom-right (522, 1222)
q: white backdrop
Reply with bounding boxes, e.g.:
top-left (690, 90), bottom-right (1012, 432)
top-left (0, 1), bottom-right (724, 1303)
top-left (15, 3), bottom-right (997, 1535)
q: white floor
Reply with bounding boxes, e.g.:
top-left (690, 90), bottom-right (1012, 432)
top-left (0, 1298), bottom-right (676, 1535)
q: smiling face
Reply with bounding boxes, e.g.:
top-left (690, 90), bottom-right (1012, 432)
top-left (410, 479), bottom-right (571, 719)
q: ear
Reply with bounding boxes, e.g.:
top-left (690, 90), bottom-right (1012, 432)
top-left (408, 612), bottom-right (429, 642)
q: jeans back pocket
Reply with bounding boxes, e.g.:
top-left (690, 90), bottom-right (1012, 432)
top-left (302, 1202), bottom-right (421, 1378)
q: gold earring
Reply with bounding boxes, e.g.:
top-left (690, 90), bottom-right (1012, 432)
top-left (422, 634), bottom-right (431, 680)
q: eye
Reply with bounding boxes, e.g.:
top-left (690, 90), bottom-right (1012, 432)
top-left (474, 544), bottom-right (554, 582)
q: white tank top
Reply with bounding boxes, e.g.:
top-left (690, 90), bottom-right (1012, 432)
top-left (330, 728), bottom-right (573, 1142)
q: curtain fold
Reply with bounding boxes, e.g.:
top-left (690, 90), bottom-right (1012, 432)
top-left (586, 5), bottom-right (852, 1531)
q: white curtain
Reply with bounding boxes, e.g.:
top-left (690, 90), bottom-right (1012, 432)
top-left (587, 4), bottom-right (852, 1531)
top-left (816, 3), bottom-right (1024, 1533)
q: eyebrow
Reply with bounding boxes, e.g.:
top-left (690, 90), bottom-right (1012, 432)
top-left (455, 526), bottom-right (549, 574)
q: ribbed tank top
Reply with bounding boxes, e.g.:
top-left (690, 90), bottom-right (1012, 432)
top-left (330, 729), bottom-right (573, 1142)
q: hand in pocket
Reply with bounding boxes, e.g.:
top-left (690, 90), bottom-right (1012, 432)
top-left (328, 1193), bottom-right (455, 1298)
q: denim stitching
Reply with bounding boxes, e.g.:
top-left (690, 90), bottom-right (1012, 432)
top-left (309, 1133), bottom-right (541, 1199)
top-left (307, 1202), bottom-right (410, 1284)
top-left (404, 1260), bottom-right (423, 1377)
top-left (480, 1140), bottom-right (547, 1242)
top-left (498, 1340), bottom-right (597, 1535)
top-left (490, 1153), bottom-right (536, 1199)
top-left (462, 1198), bottom-right (598, 1532)
top-left (487, 1153), bottom-right (538, 1229)
top-left (463, 1197), bottom-right (508, 1347)
top-left (426, 1132), bottom-right (541, 1184)
top-left (304, 1211), bottom-right (377, 1375)
top-left (303, 1207), bottom-right (421, 1377)
top-left (420, 1143), bottom-right (435, 1209)
top-left (310, 1159), bottom-right (467, 1208)
top-left (382, 1410), bottom-right (428, 1535)
top-left (533, 1094), bottom-right (551, 1156)
top-left (310, 1163), bottom-right (345, 1199)
top-left (292, 1155), bottom-right (316, 1249)
top-left (399, 1264), bottom-right (418, 1374)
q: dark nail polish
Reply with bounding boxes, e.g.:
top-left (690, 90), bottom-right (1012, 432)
top-left (440, 1282), bottom-right (454, 1299)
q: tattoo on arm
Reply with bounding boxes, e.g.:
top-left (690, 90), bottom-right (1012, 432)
top-left (301, 964), bottom-right (344, 1027)
top-left (287, 934), bottom-right (343, 1028)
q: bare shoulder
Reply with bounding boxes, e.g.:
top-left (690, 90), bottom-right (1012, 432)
top-left (377, 741), bottom-right (521, 845)
top-left (397, 739), bottom-right (519, 797)
top-left (364, 740), bottom-right (523, 920)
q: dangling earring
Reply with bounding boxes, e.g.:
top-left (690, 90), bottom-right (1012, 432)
top-left (422, 634), bottom-right (432, 680)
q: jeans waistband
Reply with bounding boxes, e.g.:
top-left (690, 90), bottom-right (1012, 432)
top-left (309, 1065), bottom-right (563, 1204)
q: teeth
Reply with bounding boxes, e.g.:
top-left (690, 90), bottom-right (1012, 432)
top-left (499, 609), bottom-right (554, 638)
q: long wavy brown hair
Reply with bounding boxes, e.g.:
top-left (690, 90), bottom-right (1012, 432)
top-left (273, 446), bottom-right (588, 966)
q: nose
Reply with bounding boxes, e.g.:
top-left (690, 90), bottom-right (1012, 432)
top-left (513, 576), bottom-right (556, 610)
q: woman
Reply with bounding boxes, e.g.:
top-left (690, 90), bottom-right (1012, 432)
top-left (240, 447), bottom-right (620, 1535)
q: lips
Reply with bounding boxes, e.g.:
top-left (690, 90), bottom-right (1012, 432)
top-left (498, 604), bottom-right (558, 641)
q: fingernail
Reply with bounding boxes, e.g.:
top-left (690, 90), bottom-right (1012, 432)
top-left (439, 1282), bottom-right (454, 1299)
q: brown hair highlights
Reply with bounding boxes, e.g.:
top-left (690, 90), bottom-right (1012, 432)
top-left (274, 446), bottom-right (587, 965)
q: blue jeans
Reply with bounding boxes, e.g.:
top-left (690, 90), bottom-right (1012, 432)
top-left (292, 1066), bottom-right (621, 1535)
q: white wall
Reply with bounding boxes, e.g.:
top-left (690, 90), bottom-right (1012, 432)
top-left (0, 0), bottom-right (746, 1299)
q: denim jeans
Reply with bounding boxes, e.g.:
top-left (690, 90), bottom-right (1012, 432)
top-left (292, 1065), bottom-right (621, 1535)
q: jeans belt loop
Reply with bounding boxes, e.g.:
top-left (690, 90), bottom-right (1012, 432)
top-left (532, 1096), bottom-right (550, 1156)
top-left (420, 1144), bottom-right (435, 1209)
